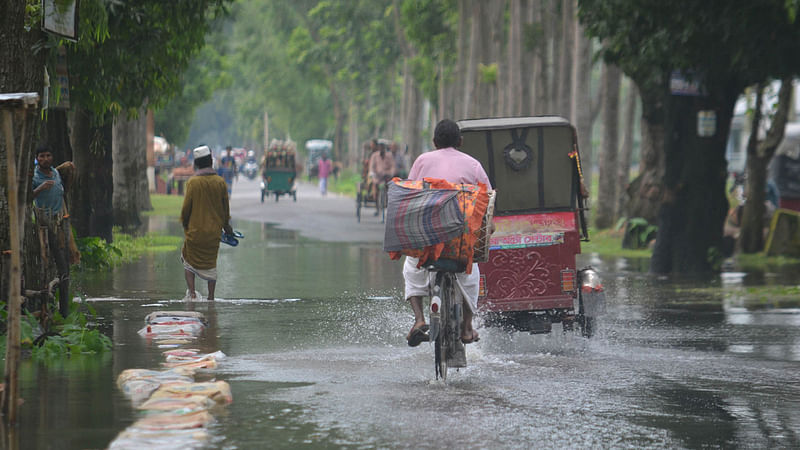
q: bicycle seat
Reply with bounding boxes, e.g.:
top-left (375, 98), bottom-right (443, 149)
top-left (422, 258), bottom-right (466, 273)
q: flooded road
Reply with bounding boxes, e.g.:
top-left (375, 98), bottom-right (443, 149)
top-left (11, 180), bottom-right (800, 449)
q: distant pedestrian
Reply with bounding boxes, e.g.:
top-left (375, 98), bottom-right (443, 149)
top-left (318, 153), bottom-right (333, 195)
top-left (31, 145), bottom-right (73, 317)
top-left (217, 145), bottom-right (237, 196)
top-left (181, 145), bottom-right (233, 301)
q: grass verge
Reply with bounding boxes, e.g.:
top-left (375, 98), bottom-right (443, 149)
top-left (145, 194), bottom-right (184, 217)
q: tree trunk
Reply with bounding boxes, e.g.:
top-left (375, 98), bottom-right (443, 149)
top-left (70, 110), bottom-right (114, 242)
top-left (557, 0), bottom-right (574, 118)
top-left (454, 0), bottom-right (470, 120)
top-left (571, 8), bottom-right (594, 187)
top-left (347, 100), bottom-right (359, 167)
top-left (113, 108), bottom-right (150, 231)
top-left (329, 84), bottom-right (345, 163)
top-left (1, 0), bottom-right (46, 306)
top-left (402, 63), bottom-right (424, 161)
top-left (463, 1), bottom-right (481, 118)
top-left (650, 86), bottom-right (737, 274)
top-left (740, 156), bottom-right (769, 252)
top-left (625, 88), bottom-right (665, 223)
top-left (40, 109), bottom-right (74, 164)
top-left (616, 79), bottom-right (638, 218)
top-left (488, 0), bottom-right (506, 117)
top-left (533, 0), bottom-right (551, 114)
top-left (595, 63), bottom-right (621, 229)
top-left (740, 79), bottom-right (792, 253)
top-left (545, 0), bottom-right (560, 114)
top-left (521, 0), bottom-right (536, 115)
top-left (508, 0), bottom-right (523, 116)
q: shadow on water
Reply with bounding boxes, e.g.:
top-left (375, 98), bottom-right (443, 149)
top-left (5, 220), bottom-right (800, 448)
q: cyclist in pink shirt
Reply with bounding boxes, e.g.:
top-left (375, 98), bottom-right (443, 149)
top-left (404, 119), bottom-right (492, 347)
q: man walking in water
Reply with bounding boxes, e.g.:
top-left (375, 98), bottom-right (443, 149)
top-left (181, 145), bottom-right (233, 300)
top-left (403, 119), bottom-right (492, 346)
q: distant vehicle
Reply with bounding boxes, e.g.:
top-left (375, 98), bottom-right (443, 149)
top-left (243, 160), bottom-right (258, 180)
top-left (261, 139), bottom-right (297, 202)
top-left (305, 139), bottom-right (333, 178)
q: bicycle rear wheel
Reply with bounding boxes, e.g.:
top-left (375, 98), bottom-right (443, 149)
top-left (434, 276), bottom-right (448, 381)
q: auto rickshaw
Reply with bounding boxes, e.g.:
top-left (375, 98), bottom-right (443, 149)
top-left (457, 116), bottom-right (606, 337)
top-left (261, 139), bottom-right (297, 202)
top-left (305, 139), bottom-right (333, 179)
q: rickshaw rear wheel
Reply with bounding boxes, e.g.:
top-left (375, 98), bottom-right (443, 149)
top-left (356, 192), bottom-right (362, 222)
top-left (578, 315), bottom-right (594, 338)
top-left (261, 189), bottom-right (265, 203)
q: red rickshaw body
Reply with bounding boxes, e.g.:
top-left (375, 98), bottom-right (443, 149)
top-left (458, 117), bottom-right (593, 333)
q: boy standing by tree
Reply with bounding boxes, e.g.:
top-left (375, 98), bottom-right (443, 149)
top-left (31, 145), bottom-right (72, 317)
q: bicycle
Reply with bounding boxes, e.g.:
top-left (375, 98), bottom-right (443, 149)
top-left (425, 259), bottom-right (468, 381)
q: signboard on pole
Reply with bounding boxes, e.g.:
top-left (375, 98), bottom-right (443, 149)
top-left (42, 0), bottom-right (80, 41)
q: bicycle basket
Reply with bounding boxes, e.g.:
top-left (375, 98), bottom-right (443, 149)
top-left (472, 189), bottom-right (496, 263)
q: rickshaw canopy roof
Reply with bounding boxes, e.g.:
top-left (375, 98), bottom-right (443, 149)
top-left (305, 139), bottom-right (332, 151)
top-left (458, 116), bottom-right (571, 132)
top-left (457, 116), bottom-right (580, 214)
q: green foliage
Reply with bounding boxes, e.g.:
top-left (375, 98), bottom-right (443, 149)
top-left (66, 0), bottom-right (231, 121)
top-left (74, 229), bottom-right (181, 271)
top-left (24, 0), bottom-right (42, 31)
top-left (579, 0), bottom-right (800, 95)
top-left (3, 304), bottom-right (112, 361)
top-left (144, 194), bottom-right (185, 217)
top-left (327, 168), bottom-right (361, 197)
top-left (621, 217), bottom-right (658, 250)
top-left (479, 63), bottom-right (498, 84)
top-left (582, 227), bottom-right (653, 258)
top-left (75, 236), bottom-right (122, 270)
top-left (154, 43), bottom-right (232, 147)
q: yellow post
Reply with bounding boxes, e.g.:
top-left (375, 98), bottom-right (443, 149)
top-left (2, 108), bottom-right (21, 424)
top-left (1, 92), bottom-right (38, 425)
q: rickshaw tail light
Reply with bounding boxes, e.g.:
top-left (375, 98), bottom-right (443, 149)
top-left (561, 270), bottom-right (576, 292)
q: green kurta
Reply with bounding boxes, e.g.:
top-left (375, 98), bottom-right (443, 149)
top-left (181, 173), bottom-right (231, 270)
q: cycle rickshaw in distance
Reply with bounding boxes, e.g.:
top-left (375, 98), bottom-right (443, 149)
top-left (356, 138), bottom-right (396, 223)
top-left (457, 116), bottom-right (606, 337)
top-left (261, 139), bottom-right (297, 202)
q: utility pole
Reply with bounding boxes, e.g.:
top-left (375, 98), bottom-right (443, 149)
top-left (264, 110), bottom-right (269, 151)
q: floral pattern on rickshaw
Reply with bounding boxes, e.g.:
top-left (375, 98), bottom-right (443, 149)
top-left (488, 249), bottom-right (557, 298)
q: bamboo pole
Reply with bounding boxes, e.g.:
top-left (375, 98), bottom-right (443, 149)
top-left (2, 108), bottom-right (22, 424)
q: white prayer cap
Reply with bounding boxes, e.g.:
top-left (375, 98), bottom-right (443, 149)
top-left (193, 145), bottom-right (211, 158)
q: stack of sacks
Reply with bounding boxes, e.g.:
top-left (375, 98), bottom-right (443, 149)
top-left (116, 367), bottom-right (196, 405)
top-left (138, 311), bottom-right (207, 347)
top-left (108, 312), bottom-right (232, 449)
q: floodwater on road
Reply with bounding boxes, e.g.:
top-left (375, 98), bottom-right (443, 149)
top-left (8, 214), bottom-right (800, 449)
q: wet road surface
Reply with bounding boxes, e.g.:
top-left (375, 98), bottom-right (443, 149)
top-left (8, 178), bottom-right (800, 449)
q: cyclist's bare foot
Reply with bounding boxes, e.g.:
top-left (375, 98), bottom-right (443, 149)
top-left (406, 322), bottom-right (430, 347)
top-left (461, 329), bottom-right (479, 344)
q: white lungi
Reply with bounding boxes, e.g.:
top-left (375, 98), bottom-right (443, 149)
top-left (403, 256), bottom-right (480, 313)
top-left (181, 255), bottom-right (217, 281)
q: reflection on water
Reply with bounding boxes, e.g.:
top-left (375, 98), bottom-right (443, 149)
top-left (6, 220), bottom-right (800, 449)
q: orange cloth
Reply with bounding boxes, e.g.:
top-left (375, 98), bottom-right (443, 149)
top-left (388, 177), bottom-right (489, 273)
